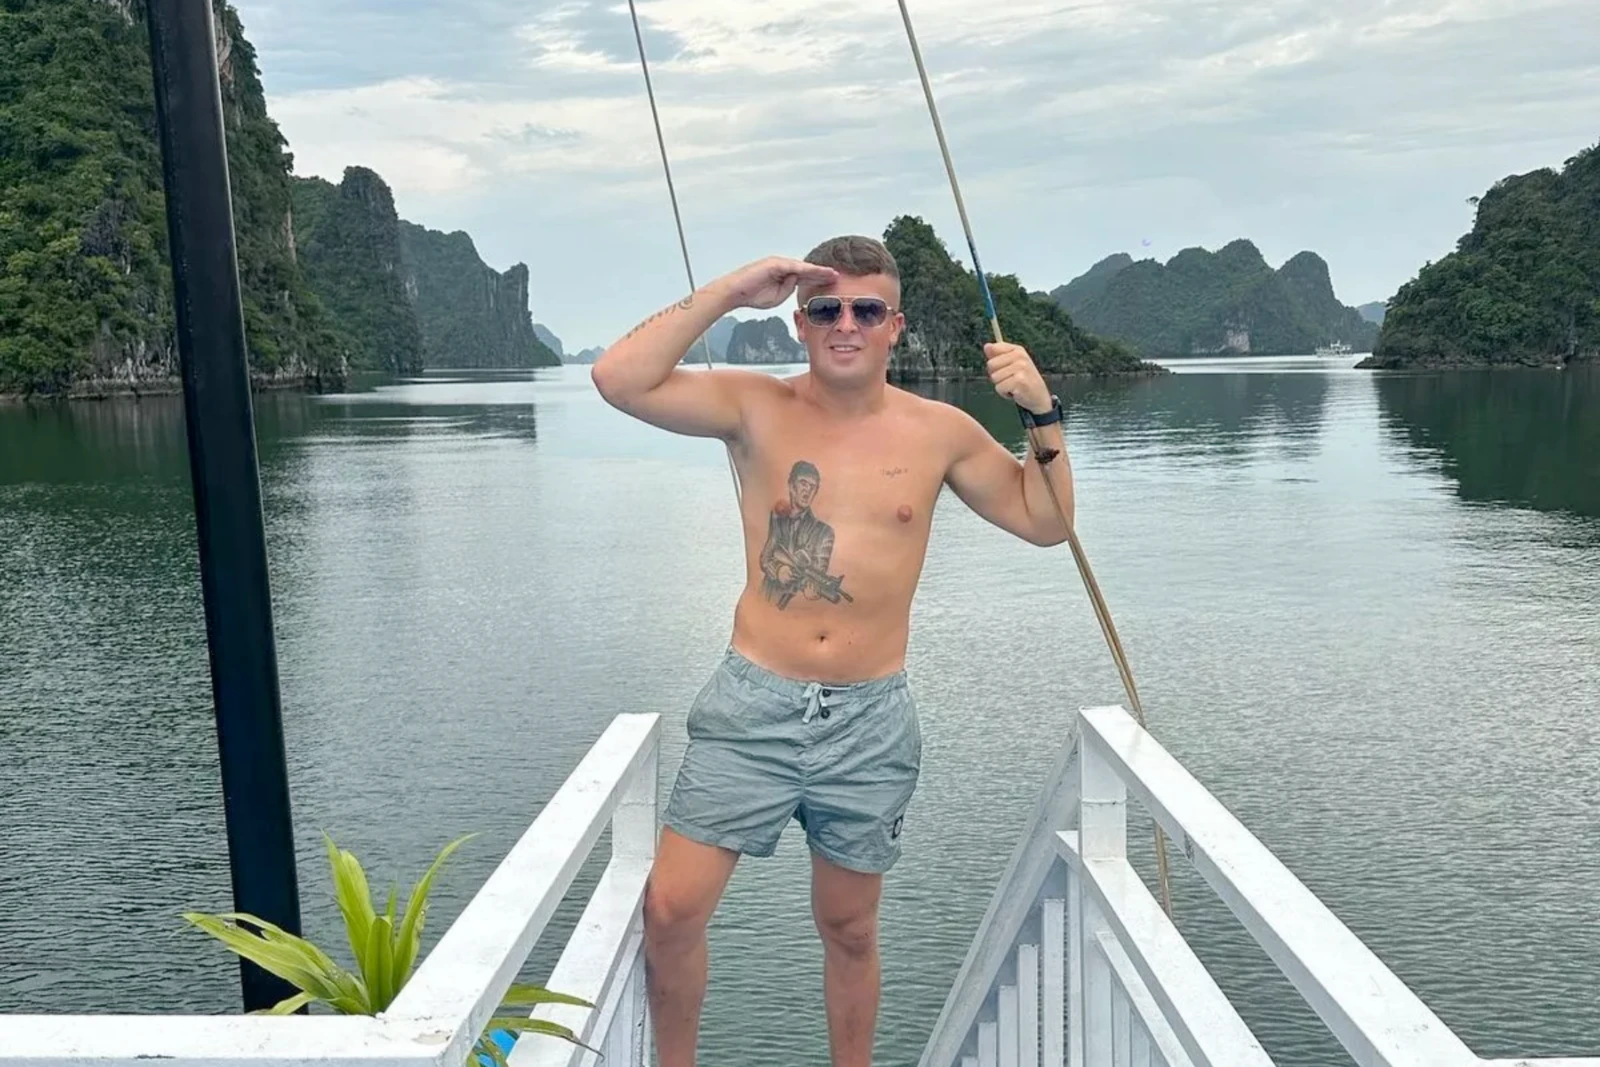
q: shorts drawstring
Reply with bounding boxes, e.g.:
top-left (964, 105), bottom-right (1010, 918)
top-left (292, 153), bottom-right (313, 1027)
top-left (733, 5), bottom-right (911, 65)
top-left (802, 680), bottom-right (825, 724)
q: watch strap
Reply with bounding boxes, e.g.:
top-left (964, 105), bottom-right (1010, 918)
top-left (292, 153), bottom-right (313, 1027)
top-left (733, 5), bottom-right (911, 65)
top-left (1017, 395), bottom-right (1063, 428)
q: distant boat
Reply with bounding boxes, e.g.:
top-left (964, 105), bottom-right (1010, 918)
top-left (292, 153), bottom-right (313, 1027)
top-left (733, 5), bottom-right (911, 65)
top-left (1315, 341), bottom-right (1354, 356)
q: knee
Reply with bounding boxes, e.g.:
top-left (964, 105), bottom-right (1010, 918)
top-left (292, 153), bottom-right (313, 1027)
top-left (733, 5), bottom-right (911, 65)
top-left (643, 876), bottom-right (709, 948)
top-left (815, 908), bottom-right (878, 961)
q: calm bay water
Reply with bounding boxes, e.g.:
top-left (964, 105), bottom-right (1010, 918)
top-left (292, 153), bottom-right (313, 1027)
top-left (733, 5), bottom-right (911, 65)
top-left (1, 358), bottom-right (1597, 1064)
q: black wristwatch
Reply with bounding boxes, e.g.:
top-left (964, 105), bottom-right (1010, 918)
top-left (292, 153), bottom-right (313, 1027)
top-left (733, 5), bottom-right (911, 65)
top-left (1017, 395), bottom-right (1063, 428)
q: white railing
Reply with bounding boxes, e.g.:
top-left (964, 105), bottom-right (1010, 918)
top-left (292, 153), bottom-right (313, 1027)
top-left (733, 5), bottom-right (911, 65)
top-left (921, 705), bottom-right (1600, 1067)
top-left (0, 713), bottom-right (661, 1067)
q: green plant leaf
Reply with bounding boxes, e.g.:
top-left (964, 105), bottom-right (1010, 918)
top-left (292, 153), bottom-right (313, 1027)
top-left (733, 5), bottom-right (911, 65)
top-left (384, 885), bottom-right (398, 928)
top-left (182, 912), bottom-right (348, 1006)
top-left (499, 984), bottom-right (594, 1009)
top-left (485, 1016), bottom-right (597, 1053)
top-left (217, 912), bottom-right (346, 978)
top-left (259, 990), bottom-right (315, 1015)
top-left (393, 833), bottom-right (476, 984)
top-left (364, 913), bottom-right (397, 1011)
top-left (207, 911), bottom-right (373, 1014)
top-left (325, 833), bottom-right (379, 981)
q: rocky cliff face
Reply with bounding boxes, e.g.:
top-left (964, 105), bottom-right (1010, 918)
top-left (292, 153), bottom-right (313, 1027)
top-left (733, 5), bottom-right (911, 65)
top-left (290, 168), bottom-right (422, 374)
top-left (725, 318), bottom-right (804, 363)
top-left (703, 315), bottom-right (738, 360)
top-left (0, 0), bottom-right (346, 395)
top-left (533, 324), bottom-right (564, 358)
top-left (397, 223), bottom-right (559, 369)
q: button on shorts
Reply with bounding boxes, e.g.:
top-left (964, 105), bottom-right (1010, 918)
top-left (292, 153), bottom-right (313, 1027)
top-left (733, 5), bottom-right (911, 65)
top-left (663, 647), bottom-right (923, 874)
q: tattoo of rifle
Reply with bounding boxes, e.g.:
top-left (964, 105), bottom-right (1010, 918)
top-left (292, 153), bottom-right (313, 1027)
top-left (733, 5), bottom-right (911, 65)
top-left (769, 547), bottom-right (854, 608)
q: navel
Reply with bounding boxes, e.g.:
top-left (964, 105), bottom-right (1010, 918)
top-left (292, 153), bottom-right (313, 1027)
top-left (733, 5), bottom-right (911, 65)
top-left (897, 504), bottom-right (913, 523)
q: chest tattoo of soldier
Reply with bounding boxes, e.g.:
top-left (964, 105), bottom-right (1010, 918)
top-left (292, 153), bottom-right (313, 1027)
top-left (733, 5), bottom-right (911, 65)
top-left (759, 460), bottom-right (853, 609)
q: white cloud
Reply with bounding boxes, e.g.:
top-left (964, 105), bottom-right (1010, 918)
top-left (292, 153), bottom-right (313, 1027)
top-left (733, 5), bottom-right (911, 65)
top-left (256, 0), bottom-right (1600, 348)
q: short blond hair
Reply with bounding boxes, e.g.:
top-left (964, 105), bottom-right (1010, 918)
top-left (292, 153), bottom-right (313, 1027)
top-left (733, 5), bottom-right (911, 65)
top-left (803, 235), bottom-right (900, 280)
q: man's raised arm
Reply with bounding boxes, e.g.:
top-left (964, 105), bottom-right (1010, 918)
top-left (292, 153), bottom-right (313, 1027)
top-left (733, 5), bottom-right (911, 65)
top-left (591, 256), bottom-right (837, 440)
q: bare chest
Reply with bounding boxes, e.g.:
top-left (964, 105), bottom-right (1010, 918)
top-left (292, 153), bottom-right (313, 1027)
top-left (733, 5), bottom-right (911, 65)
top-left (736, 423), bottom-right (943, 536)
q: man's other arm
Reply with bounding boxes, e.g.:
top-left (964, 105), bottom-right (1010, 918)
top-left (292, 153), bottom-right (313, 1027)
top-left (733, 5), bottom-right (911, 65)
top-left (943, 407), bottom-right (1074, 546)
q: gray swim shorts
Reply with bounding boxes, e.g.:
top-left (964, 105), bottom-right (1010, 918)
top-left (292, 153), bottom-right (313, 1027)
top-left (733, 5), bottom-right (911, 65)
top-left (663, 647), bottom-right (922, 874)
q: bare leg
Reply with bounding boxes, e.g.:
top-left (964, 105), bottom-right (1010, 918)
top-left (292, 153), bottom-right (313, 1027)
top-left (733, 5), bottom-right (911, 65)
top-left (643, 827), bottom-right (740, 1067)
top-left (811, 852), bottom-right (884, 1067)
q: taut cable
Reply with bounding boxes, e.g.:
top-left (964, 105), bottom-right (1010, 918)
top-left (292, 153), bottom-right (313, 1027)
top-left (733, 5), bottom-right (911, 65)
top-left (894, 0), bottom-right (1174, 917)
top-left (625, 0), bottom-right (741, 502)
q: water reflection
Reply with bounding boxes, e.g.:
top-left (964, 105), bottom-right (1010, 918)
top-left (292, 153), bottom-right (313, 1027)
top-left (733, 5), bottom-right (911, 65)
top-left (1375, 366), bottom-right (1600, 520)
top-left (0, 382), bottom-right (542, 488)
top-left (917, 365), bottom-right (1330, 466)
top-left (0, 396), bottom-right (191, 487)
top-left (3, 362), bottom-right (1599, 1063)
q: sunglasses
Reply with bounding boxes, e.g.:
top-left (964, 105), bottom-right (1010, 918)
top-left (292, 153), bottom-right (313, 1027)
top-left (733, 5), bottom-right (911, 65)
top-left (802, 295), bottom-right (897, 329)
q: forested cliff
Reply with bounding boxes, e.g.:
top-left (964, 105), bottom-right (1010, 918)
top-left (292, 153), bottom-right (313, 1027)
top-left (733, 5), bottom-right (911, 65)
top-left (1, 0), bottom-right (554, 395)
top-left (397, 222), bottom-right (559, 370)
top-left (1361, 142), bottom-right (1599, 369)
top-left (290, 169), bottom-right (422, 375)
top-left (725, 317), bottom-right (803, 364)
top-left (0, 0), bottom-right (345, 395)
top-left (885, 217), bottom-right (1158, 378)
top-left (1051, 242), bottom-right (1379, 357)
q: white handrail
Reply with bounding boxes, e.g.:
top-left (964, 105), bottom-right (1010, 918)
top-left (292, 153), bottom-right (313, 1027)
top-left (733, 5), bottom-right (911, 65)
top-left (0, 713), bottom-right (661, 1067)
top-left (1091, 931), bottom-right (1193, 1067)
top-left (918, 739), bottom-right (1081, 1067)
top-left (1056, 832), bottom-right (1270, 1067)
top-left (1076, 705), bottom-right (1478, 1067)
top-left (920, 706), bottom-right (1600, 1067)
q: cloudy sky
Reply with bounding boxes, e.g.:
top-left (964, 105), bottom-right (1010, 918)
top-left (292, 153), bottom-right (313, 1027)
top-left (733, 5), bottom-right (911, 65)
top-left (244, 0), bottom-right (1599, 353)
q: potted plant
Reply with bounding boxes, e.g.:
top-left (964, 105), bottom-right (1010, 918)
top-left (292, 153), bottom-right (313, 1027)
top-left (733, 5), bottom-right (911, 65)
top-left (185, 833), bottom-right (592, 1066)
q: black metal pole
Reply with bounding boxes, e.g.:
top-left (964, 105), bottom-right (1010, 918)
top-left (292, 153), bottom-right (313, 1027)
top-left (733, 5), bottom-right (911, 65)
top-left (143, 0), bottom-right (303, 1012)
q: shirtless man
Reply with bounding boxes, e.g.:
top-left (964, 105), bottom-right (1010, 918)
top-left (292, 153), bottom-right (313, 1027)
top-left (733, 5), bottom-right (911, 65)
top-left (590, 235), bottom-right (1073, 1066)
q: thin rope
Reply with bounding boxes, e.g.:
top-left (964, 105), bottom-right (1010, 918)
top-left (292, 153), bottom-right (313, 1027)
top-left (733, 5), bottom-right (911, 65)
top-left (895, 0), bottom-right (1174, 918)
top-left (625, 0), bottom-right (741, 501)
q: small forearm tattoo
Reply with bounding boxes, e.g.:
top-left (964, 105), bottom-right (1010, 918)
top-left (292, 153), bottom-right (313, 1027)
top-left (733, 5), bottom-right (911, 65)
top-left (621, 293), bottom-right (695, 339)
top-left (1034, 447), bottom-right (1061, 464)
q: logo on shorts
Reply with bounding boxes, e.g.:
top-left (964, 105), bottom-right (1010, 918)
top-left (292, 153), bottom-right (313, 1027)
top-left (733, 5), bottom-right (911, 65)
top-left (890, 814), bottom-right (904, 840)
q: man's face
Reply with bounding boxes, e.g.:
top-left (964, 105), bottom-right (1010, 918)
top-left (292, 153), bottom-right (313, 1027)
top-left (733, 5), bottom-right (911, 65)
top-left (790, 474), bottom-right (819, 509)
top-left (792, 272), bottom-right (904, 388)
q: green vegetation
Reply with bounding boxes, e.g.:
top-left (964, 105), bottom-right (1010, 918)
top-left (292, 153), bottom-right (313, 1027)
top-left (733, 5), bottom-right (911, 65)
top-left (1051, 240), bottom-right (1378, 357)
top-left (1049, 253), bottom-right (1133, 313)
top-left (2, 0), bottom-right (553, 395)
top-left (290, 169), bottom-right (423, 375)
top-left (884, 216), bottom-right (1157, 377)
top-left (1361, 142), bottom-right (1599, 369)
top-left (0, 0), bottom-right (346, 395)
top-left (1, 0), bottom-right (166, 393)
top-left (186, 833), bottom-right (591, 1064)
top-left (398, 222), bottom-right (560, 370)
